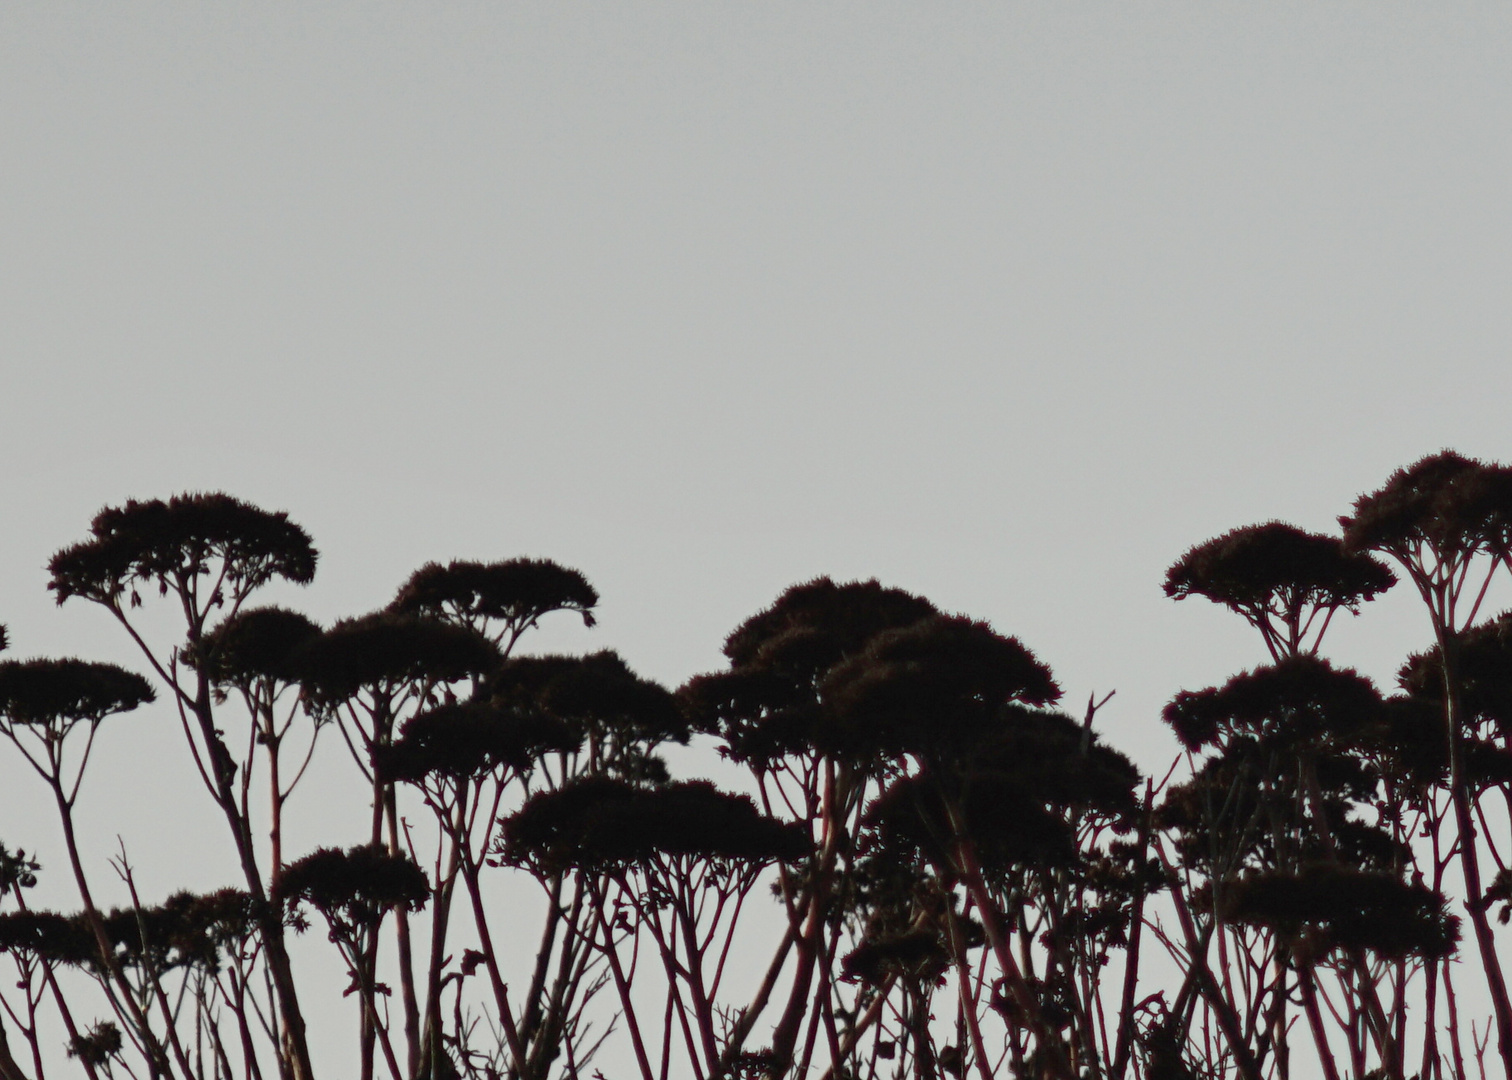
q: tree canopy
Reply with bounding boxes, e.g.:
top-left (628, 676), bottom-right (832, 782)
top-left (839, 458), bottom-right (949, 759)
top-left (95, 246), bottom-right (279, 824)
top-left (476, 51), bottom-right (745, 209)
top-left (2, 458), bottom-right (1510, 1080)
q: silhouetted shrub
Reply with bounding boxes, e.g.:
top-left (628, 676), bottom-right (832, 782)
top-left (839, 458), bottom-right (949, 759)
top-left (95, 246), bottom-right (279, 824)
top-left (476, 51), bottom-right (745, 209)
top-left (842, 928), bottom-right (952, 986)
top-left (501, 778), bottom-right (810, 876)
top-left (190, 606), bottom-right (323, 688)
top-left (721, 578), bottom-right (939, 673)
top-left (379, 700), bottom-right (578, 783)
top-left (1341, 451), bottom-right (1512, 560)
top-left (820, 615), bottom-right (1061, 760)
top-left (298, 613), bottom-right (500, 709)
top-left (0, 910), bottom-right (96, 967)
top-left (0, 658), bottom-right (154, 729)
top-left (95, 890), bottom-right (258, 974)
top-left (1165, 522), bottom-right (1394, 621)
top-left (276, 845), bottom-right (429, 931)
top-left (485, 651), bottom-right (686, 747)
top-left (48, 493), bottom-right (317, 606)
top-left (0, 843), bottom-right (38, 893)
top-left (1162, 656), bottom-right (1382, 752)
top-left (1400, 611), bottom-right (1512, 734)
top-left (685, 579), bottom-right (941, 765)
top-left (67, 1022), bottom-right (123, 1067)
top-left (1223, 864), bottom-right (1458, 961)
top-left (865, 771), bottom-right (1075, 875)
top-left (390, 558), bottom-right (598, 632)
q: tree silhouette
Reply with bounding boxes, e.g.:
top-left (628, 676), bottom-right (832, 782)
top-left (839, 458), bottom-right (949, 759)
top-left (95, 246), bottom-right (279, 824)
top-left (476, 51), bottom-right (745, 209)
top-left (47, 493), bottom-right (321, 1080)
top-left (5, 471), bottom-right (1512, 1080)
top-left (1344, 452), bottom-right (1512, 1080)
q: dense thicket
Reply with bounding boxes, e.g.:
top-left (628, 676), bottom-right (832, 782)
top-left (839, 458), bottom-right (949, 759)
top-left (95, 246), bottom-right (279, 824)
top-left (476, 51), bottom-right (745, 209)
top-left (2, 453), bottom-right (1511, 1080)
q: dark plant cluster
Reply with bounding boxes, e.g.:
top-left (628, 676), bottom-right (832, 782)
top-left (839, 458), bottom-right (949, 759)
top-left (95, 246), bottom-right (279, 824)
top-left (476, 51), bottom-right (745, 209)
top-left (1, 453), bottom-right (1511, 1080)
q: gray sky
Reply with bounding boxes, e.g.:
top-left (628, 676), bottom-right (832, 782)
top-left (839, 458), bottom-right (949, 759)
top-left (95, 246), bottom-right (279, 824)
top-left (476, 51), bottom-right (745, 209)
top-left (3, 1), bottom-right (1512, 900)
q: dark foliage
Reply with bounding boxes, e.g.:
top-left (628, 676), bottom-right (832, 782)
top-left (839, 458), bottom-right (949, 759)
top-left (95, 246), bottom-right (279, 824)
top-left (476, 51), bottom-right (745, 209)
top-left (1222, 864), bottom-right (1459, 961)
top-left (297, 612), bottom-right (500, 709)
top-left (730, 1050), bottom-right (783, 1079)
top-left (842, 927), bottom-right (953, 986)
top-left (378, 700), bottom-right (578, 784)
top-left (1340, 450), bottom-right (1512, 560)
top-left (67, 1022), bottom-right (123, 1067)
top-left (0, 658), bottom-right (155, 730)
top-left (21, 469), bottom-right (1512, 1080)
top-left (865, 771), bottom-right (1076, 874)
top-left (1141, 1029), bottom-right (1203, 1080)
top-left (819, 615), bottom-right (1062, 760)
top-left (683, 579), bottom-right (942, 766)
top-left (678, 666), bottom-right (823, 766)
top-left (1165, 522), bottom-right (1395, 618)
top-left (865, 705), bottom-right (1140, 871)
top-left (189, 606), bottom-right (323, 688)
top-left (48, 493), bottom-right (317, 606)
top-left (1400, 611), bottom-right (1512, 733)
top-left (485, 651), bottom-right (687, 748)
top-left (1362, 693), bottom-right (1450, 787)
top-left (276, 845), bottom-right (429, 930)
top-left (1162, 656), bottom-right (1383, 752)
top-left (0, 910), bottom-right (96, 966)
top-left (721, 577), bottom-right (939, 673)
top-left (501, 778), bottom-right (811, 876)
top-left (967, 704), bottom-right (1141, 817)
top-left (95, 890), bottom-right (259, 974)
top-left (390, 558), bottom-right (598, 632)
top-left (0, 843), bottom-right (38, 893)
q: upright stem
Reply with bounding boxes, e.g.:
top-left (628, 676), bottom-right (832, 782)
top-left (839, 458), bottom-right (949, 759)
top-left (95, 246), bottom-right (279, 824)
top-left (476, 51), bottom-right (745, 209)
top-left (1111, 786), bottom-right (1153, 1080)
top-left (1298, 964), bottom-right (1342, 1080)
top-left (1440, 632), bottom-right (1512, 1080)
top-left (384, 789), bottom-right (421, 1076)
top-left (459, 858), bottom-right (531, 1079)
top-left (0, 1018), bottom-right (29, 1080)
top-left (51, 784), bottom-right (176, 1079)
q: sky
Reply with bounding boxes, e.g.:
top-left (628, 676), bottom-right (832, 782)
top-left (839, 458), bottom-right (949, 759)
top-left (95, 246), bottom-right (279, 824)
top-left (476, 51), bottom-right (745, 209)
top-left (3, 0), bottom-right (1512, 964)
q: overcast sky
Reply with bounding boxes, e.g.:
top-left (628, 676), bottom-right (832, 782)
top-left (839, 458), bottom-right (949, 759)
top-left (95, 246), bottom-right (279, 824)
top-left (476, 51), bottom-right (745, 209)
top-left (4, 0), bottom-right (1512, 926)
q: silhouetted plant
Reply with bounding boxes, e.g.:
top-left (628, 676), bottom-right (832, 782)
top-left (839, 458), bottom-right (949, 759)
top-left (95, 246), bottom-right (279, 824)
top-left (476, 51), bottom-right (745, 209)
top-left (47, 492), bottom-right (322, 1080)
top-left (1399, 611), bottom-right (1512, 738)
top-left (819, 615), bottom-right (1062, 764)
top-left (465, 652), bottom-right (685, 1080)
top-left (1165, 523), bottom-right (1395, 660)
top-left (1221, 865), bottom-right (1458, 963)
top-left (1162, 656), bottom-right (1383, 754)
top-left (67, 1022), bottom-right (123, 1069)
top-left (0, 911), bottom-right (97, 968)
top-left (683, 577), bottom-right (940, 766)
top-left (379, 701), bottom-right (577, 786)
top-left (504, 779), bottom-right (809, 1080)
top-left (297, 612), bottom-right (506, 1079)
top-left (0, 845), bottom-right (37, 896)
top-left (390, 559), bottom-right (598, 654)
top-left (190, 605), bottom-right (323, 690)
top-left (11, 471), bottom-right (1512, 1080)
top-left (678, 580), bottom-right (957, 1078)
top-left (1344, 451), bottom-right (1512, 1080)
top-left (373, 557), bottom-right (606, 1079)
top-left (188, 605), bottom-right (328, 892)
top-left (484, 650), bottom-right (688, 782)
top-left (298, 612), bottom-right (500, 716)
top-left (48, 494), bottom-right (316, 609)
top-left (279, 845), bottom-right (431, 1079)
top-left (0, 659), bottom-right (154, 739)
top-left (503, 777), bottom-right (810, 876)
top-left (1163, 512), bottom-right (1448, 1080)
top-left (278, 845), bottom-right (429, 936)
